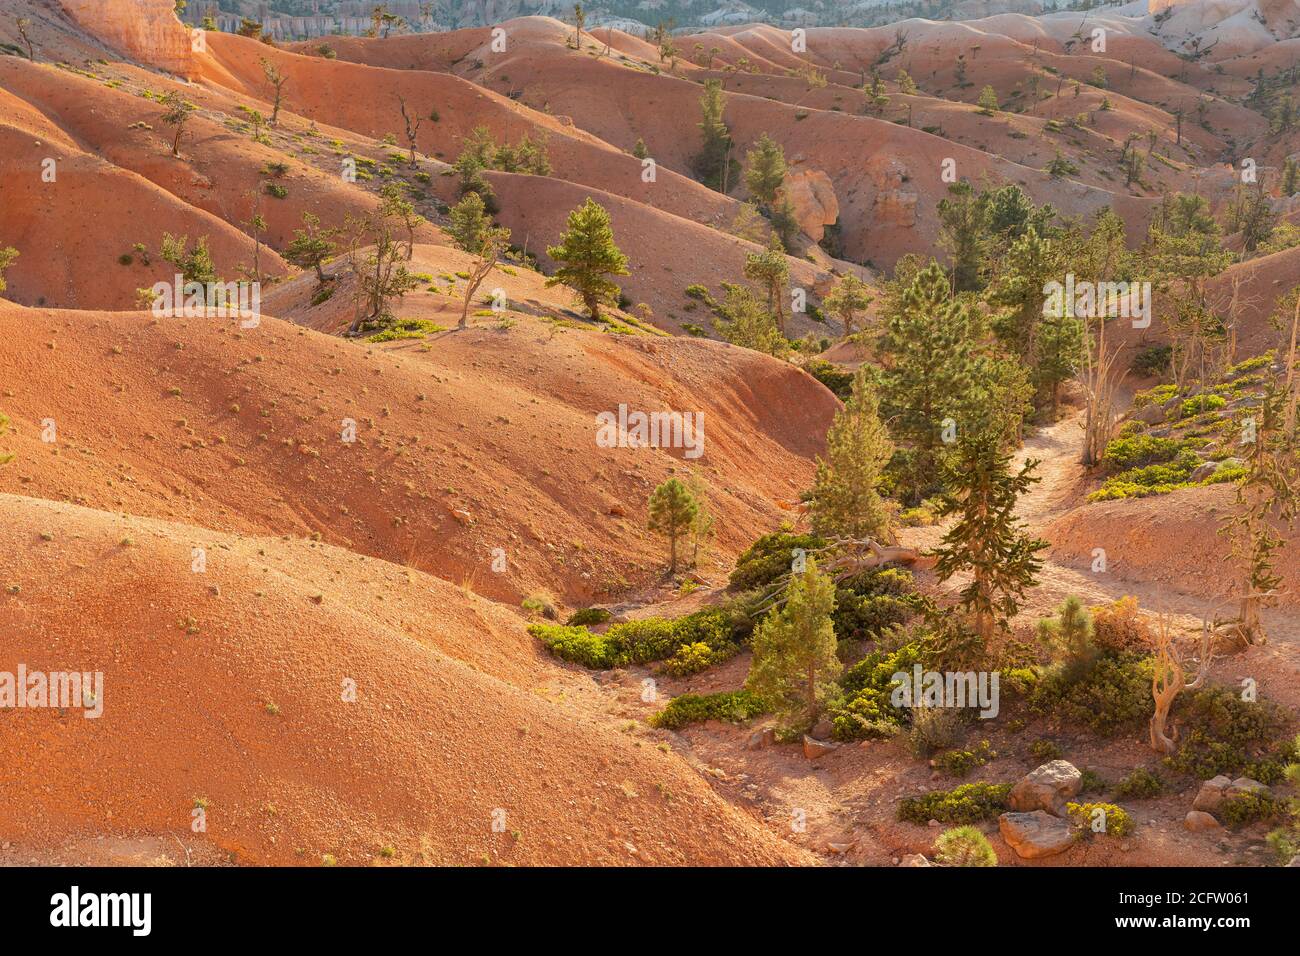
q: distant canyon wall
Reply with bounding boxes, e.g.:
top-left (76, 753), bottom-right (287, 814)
top-left (59, 0), bottom-right (196, 77)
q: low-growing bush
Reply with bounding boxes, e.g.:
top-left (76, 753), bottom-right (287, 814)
top-left (1030, 739), bottom-right (1062, 761)
top-left (566, 606), bottom-right (611, 627)
top-left (1067, 802), bottom-right (1134, 838)
top-left (530, 608), bottom-right (739, 671)
top-left (1101, 433), bottom-right (1185, 471)
top-left (1029, 653), bottom-right (1153, 736)
top-left (1165, 686), bottom-right (1291, 781)
top-left (1114, 767), bottom-right (1164, 799)
top-left (933, 825), bottom-right (997, 866)
top-left (648, 690), bottom-right (766, 730)
top-left (898, 783), bottom-right (1012, 825)
top-left (935, 740), bottom-right (996, 778)
top-left (1220, 791), bottom-right (1284, 828)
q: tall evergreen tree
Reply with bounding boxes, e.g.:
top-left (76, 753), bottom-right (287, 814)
top-left (695, 79), bottom-right (733, 192)
top-left (823, 273), bottom-right (873, 336)
top-left (711, 283), bottom-right (786, 356)
top-left (743, 236), bottom-right (790, 334)
top-left (807, 367), bottom-right (894, 541)
top-left (932, 418), bottom-right (1047, 648)
top-left (746, 558), bottom-right (840, 734)
top-left (545, 198), bottom-right (629, 319)
top-left (743, 133), bottom-right (787, 208)
top-left (878, 261), bottom-right (981, 501)
top-left (647, 477), bottom-right (699, 574)
top-left (937, 182), bottom-right (988, 292)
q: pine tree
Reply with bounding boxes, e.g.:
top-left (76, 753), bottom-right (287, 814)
top-left (647, 477), bottom-right (699, 574)
top-left (695, 79), bottom-right (733, 192)
top-left (745, 558), bottom-right (840, 733)
top-left (284, 212), bottom-right (339, 285)
top-left (545, 198), bottom-right (629, 319)
top-left (1036, 596), bottom-right (1097, 677)
top-left (878, 261), bottom-right (981, 501)
top-left (976, 85), bottom-right (999, 114)
top-left (742, 235), bottom-right (790, 334)
top-left (823, 273), bottom-right (873, 336)
top-left (807, 367), bottom-right (894, 541)
top-left (160, 91), bottom-right (194, 157)
top-left (159, 234), bottom-right (218, 285)
top-left (743, 133), bottom-right (787, 208)
top-left (448, 192), bottom-right (511, 330)
top-left (932, 418), bottom-right (1047, 648)
top-left (937, 182), bottom-right (988, 292)
top-left (897, 69), bottom-right (918, 95)
top-left (711, 282), bottom-right (785, 356)
top-left (631, 138), bottom-right (650, 160)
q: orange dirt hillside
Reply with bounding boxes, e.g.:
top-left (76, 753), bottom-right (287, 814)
top-left (0, 301), bottom-right (837, 607)
top-left (0, 492), bottom-right (812, 866)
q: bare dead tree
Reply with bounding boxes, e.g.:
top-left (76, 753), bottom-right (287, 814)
top-left (397, 95), bottom-right (423, 168)
top-left (1149, 608), bottom-right (1214, 755)
top-left (1080, 315), bottom-right (1127, 468)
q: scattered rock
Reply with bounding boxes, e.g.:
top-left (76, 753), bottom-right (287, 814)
top-left (1184, 810), bottom-right (1221, 832)
top-left (606, 503), bottom-right (627, 517)
top-left (809, 718), bottom-right (834, 741)
top-left (802, 735), bottom-right (837, 760)
top-left (1009, 760), bottom-right (1082, 816)
top-left (999, 810), bottom-right (1076, 859)
top-left (1227, 777), bottom-right (1268, 798)
top-left (1192, 775), bottom-right (1232, 813)
top-left (451, 509), bottom-right (473, 526)
top-left (746, 727), bottom-right (776, 751)
top-left (898, 853), bottom-right (931, 867)
top-left (825, 841), bottom-right (855, 854)
top-left (1190, 461), bottom-right (1219, 483)
top-left (1133, 403), bottom-right (1166, 425)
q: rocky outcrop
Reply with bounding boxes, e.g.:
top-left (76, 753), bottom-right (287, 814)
top-left (784, 168), bottom-right (839, 244)
top-left (999, 811), bottom-right (1075, 859)
top-left (59, 0), bottom-right (196, 77)
top-left (1184, 810), bottom-right (1221, 832)
top-left (1192, 775), bottom-right (1232, 814)
top-left (1009, 761), bottom-right (1083, 816)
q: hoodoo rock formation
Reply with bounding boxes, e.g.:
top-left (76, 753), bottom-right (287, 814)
top-left (58, 0), bottom-right (196, 77)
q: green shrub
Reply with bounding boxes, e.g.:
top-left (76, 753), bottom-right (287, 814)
top-left (933, 825), bottom-right (997, 866)
top-left (1078, 769), bottom-right (1107, 794)
top-left (1178, 394), bottom-right (1226, 419)
top-left (531, 609), bottom-right (739, 671)
top-left (566, 606), bottom-right (611, 627)
top-left (663, 641), bottom-right (722, 677)
top-left (529, 623), bottom-right (615, 668)
top-left (831, 638), bottom-right (926, 740)
top-left (1030, 739), bottom-right (1062, 761)
top-left (728, 532), bottom-right (825, 592)
top-left (366, 318), bottom-right (445, 342)
top-left (1067, 802), bottom-right (1134, 838)
top-left (1029, 653), bottom-right (1153, 736)
top-left (1220, 791), bottom-right (1284, 829)
top-left (1131, 345), bottom-right (1171, 376)
top-left (1133, 383), bottom-right (1178, 408)
top-left (935, 740), bottom-right (996, 778)
top-left (1165, 686), bottom-right (1291, 780)
top-left (804, 358), bottom-right (854, 399)
top-left (649, 690), bottom-right (766, 730)
top-left (1100, 433), bottom-right (1185, 471)
top-left (1114, 767), bottom-right (1164, 799)
top-left (898, 783), bottom-right (1012, 825)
